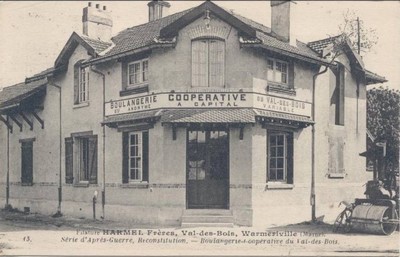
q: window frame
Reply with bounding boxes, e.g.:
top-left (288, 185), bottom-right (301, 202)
top-left (191, 38), bottom-right (225, 88)
top-left (66, 133), bottom-right (98, 185)
top-left (78, 66), bottom-right (89, 104)
top-left (267, 132), bottom-right (288, 183)
top-left (122, 130), bottom-right (149, 185)
top-left (77, 137), bottom-right (90, 182)
top-left (266, 58), bottom-right (289, 86)
top-left (127, 59), bottom-right (149, 88)
top-left (128, 131), bottom-right (144, 182)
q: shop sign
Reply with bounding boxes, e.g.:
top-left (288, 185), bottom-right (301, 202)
top-left (105, 92), bottom-right (311, 117)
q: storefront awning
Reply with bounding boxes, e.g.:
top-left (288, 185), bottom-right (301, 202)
top-left (254, 109), bottom-right (314, 128)
top-left (102, 109), bottom-right (163, 128)
top-left (161, 109), bottom-right (256, 124)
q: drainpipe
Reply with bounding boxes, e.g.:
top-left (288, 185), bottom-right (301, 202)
top-left (49, 83), bottom-right (62, 215)
top-left (6, 115), bottom-right (10, 208)
top-left (90, 65), bottom-right (106, 219)
top-left (311, 66), bottom-right (328, 222)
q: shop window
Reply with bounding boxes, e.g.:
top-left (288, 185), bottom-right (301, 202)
top-left (65, 135), bottom-right (98, 185)
top-left (330, 64), bottom-right (345, 125)
top-left (122, 131), bottom-right (149, 183)
top-left (128, 59), bottom-right (148, 88)
top-left (20, 139), bottom-right (35, 186)
top-left (74, 61), bottom-right (89, 105)
top-left (192, 39), bottom-right (225, 88)
top-left (267, 132), bottom-right (293, 184)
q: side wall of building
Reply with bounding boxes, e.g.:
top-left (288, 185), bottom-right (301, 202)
top-left (0, 85), bottom-right (61, 214)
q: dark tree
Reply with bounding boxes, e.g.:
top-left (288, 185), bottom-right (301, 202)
top-left (367, 87), bottom-right (400, 174)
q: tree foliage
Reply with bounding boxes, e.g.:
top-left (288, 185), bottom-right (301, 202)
top-left (338, 9), bottom-right (378, 55)
top-left (367, 87), bottom-right (400, 171)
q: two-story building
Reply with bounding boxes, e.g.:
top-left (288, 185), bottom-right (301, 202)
top-left (0, 1), bottom-right (386, 227)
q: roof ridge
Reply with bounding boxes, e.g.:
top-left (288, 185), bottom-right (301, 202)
top-left (307, 34), bottom-right (342, 45)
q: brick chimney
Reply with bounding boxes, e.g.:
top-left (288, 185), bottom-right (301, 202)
top-left (82, 2), bottom-right (113, 42)
top-left (148, 0), bottom-right (170, 22)
top-left (271, 1), bottom-right (296, 46)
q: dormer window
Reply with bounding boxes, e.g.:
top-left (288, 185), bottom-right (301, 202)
top-left (267, 58), bottom-right (288, 85)
top-left (128, 59), bottom-right (148, 87)
top-left (192, 39), bottom-right (225, 88)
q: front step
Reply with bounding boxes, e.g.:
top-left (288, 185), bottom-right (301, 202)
top-left (181, 209), bottom-right (234, 227)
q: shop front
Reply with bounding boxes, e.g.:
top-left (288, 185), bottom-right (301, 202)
top-left (102, 90), bottom-right (313, 226)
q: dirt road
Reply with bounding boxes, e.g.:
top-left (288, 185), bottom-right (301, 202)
top-left (0, 210), bottom-right (398, 256)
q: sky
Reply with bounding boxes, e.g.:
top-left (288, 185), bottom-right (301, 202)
top-left (0, 1), bottom-right (399, 90)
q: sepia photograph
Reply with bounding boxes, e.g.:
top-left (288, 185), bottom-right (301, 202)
top-left (0, 0), bottom-right (399, 256)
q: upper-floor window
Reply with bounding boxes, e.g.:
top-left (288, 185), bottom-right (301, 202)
top-left (267, 58), bottom-right (288, 85)
top-left (192, 39), bottom-right (225, 88)
top-left (128, 59), bottom-right (148, 87)
top-left (330, 64), bottom-right (345, 125)
top-left (74, 61), bottom-right (89, 105)
top-left (79, 67), bottom-right (89, 103)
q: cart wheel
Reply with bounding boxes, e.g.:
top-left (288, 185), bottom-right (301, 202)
top-left (333, 208), bottom-right (352, 233)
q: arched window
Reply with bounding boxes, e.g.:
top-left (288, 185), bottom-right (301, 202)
top-left (192, 39), bottom-right (225, 88)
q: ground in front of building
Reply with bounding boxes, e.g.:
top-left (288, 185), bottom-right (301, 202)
top-left (0, 209), bottom-right (398, 256)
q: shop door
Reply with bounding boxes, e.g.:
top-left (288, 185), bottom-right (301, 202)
top-left (187, 130), bottom-right (229, 209)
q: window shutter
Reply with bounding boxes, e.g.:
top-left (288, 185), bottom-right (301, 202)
top-left (288, 60), bottom-right (295, 89)
top-left (338, 140), bottom-right (345, 173)
top-left (286, 133), bottom-right (294, 184)
top-left (88, 135), bottom-right (98, 184)
top-left (21, 142), bottom-right (33, 184)
top-left (65, 137), bottom-right (74, 184)
top-left (338, 65), bottom-right (345, 125)
top-left (122, 132), bottom-right (129, 183)
top-left (192, 40), bottom-right (208, 87)
top-left (209, 40), bottom-right (225, 88)
top-left (122, 61), bottom-right (128, 89)
top-left (328, 138), bottom-right (336, 173)
top-left (142, 131), bottom-right (149, 182)
top-left (73, 62), bottom-right (80, 104)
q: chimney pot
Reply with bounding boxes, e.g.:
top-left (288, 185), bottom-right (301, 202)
top-left (82, 3), bottom-right (113, 41)
top-left (148, 0), bottom-right (170, 22)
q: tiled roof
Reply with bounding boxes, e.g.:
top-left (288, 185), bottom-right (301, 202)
top-left (254, 31), bottom-right (326, 63)
top-left (307, 35), bottom-right (342, 55)
top-left (0, 78), bottom-right (48, 110)
top-left (99, 8), bottom-right (193, 59)
top-left (161, 109), bottom-right (256, 123)
top-left (87, 2), bottom-right (326, 65)
top-left (80, 34), bottom-right (112, 54)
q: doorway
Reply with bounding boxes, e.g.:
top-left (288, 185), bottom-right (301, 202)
top-left (186, 129), bottom-right (229, 209)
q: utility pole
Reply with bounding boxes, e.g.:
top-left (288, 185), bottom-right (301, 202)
top-left (357, 17), bottom-right (361, 55)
